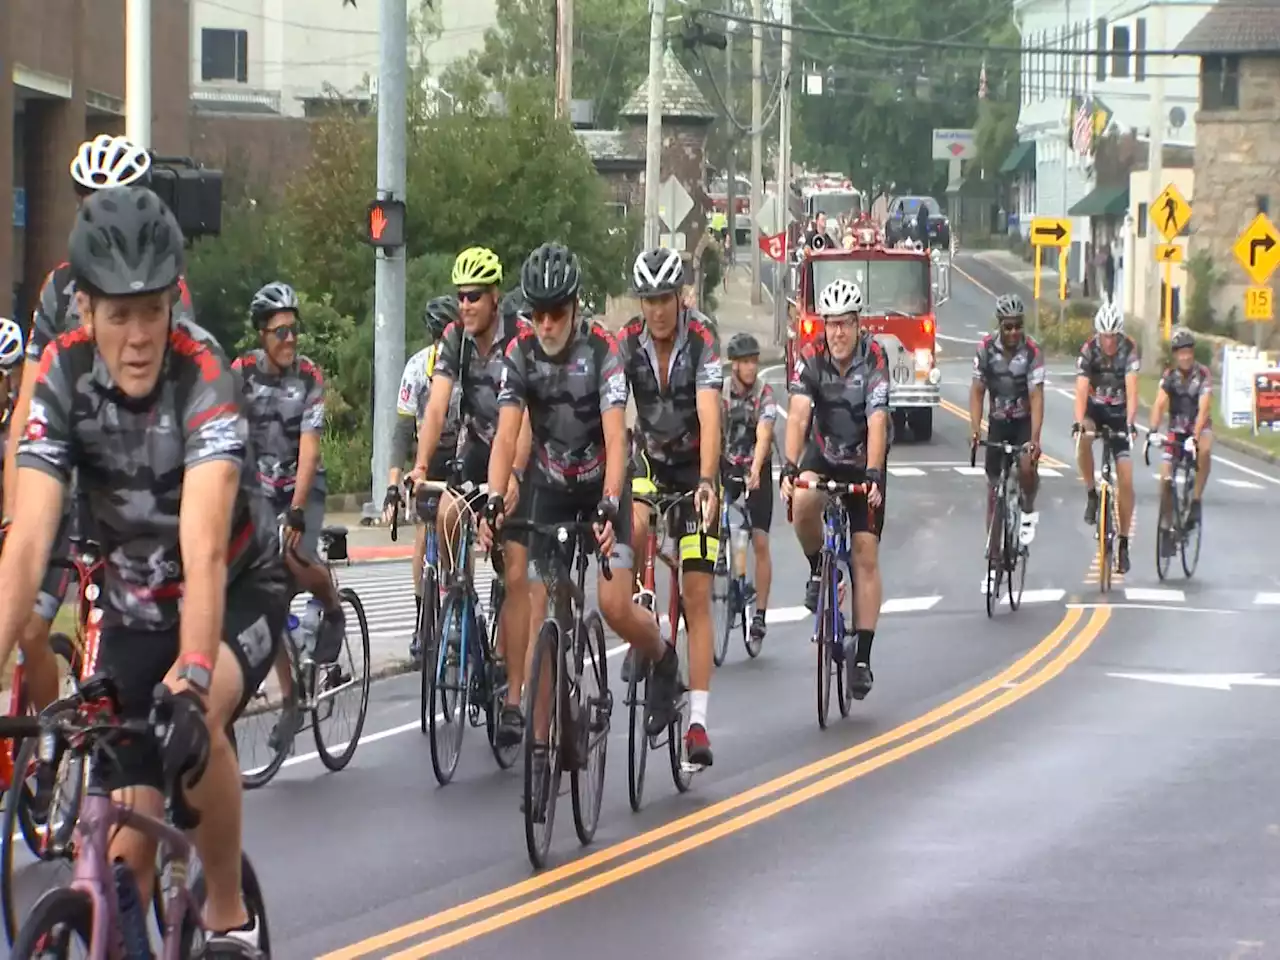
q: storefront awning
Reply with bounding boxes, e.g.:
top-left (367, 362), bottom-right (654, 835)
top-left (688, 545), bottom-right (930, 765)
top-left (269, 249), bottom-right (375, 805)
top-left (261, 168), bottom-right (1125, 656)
top-left (998, 141), bottom-right (1036, 176)
top-left (1068, 184), bottom-right (1130, 218)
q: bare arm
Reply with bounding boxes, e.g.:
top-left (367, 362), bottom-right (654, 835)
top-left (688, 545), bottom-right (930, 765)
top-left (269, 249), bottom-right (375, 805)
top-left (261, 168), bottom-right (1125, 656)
top-left (485, 405), bottom-right (523, 500)
top-left (968, 380), bottom-right (985, 438)
top-left (751, 417), bottom-right (774, 478)
top-left (866, 409), bottom-right (888, 472)
top-left (1125, 372), bottom-right (1139, 426)
top-left (602, 407), bottom-right (627, 501)
top-left (292, 432), bottom-right (322, 508)
top-left (1073, 375), bottom-right (1090, 424)
top-left (2, 360), bottom-right (40, 518)
top-left (389, 416), bottom-right (417, 487)
top-left (177, 460), bottom-right (237, 667)
top-left (1148, 389), bottom-right (1168, 431)
top-left (696, 388), bottom-right (721, 481)
top-left (1030, 384), bottom-right (1044, 446)
top-left (412, 375), bottom-right (455, 473)
top-left (0, 469), bottom-right (64, 667)
top-left (785, 394), bottom-right (812, 465)
top-left (514, 410), bottom-right (532, 476)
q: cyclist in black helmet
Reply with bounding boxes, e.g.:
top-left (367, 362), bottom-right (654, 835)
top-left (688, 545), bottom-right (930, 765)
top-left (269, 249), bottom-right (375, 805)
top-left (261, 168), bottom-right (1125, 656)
top-left (1146, 327), bottom-right (1213, 548)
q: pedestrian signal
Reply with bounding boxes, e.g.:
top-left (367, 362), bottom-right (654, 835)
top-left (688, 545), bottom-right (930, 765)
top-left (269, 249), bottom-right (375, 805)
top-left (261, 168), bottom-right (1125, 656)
top-left (365, 198), bottom-right (406, 248)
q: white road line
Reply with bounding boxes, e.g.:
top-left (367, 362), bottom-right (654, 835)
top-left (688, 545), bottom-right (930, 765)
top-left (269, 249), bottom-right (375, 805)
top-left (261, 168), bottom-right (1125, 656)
top-left (952, 466), bottom-right (988, 477)
top-left (1053, 387), bottom-right (1074, 400)
top-left (887, 466), bottom-right (926, 477)
top-left (1067, 602), bottom-right (1235, 614)
top-left (1254, 593), bottom-right (1280, 605)
top-left (880, 595), bottom-right (942, 614)
top-left (1038, 467), bottom-right (1063, 477)
top-left (1007, 588), bottom-right (1066, 604)
top-left (1124, 587), bottom-right (1185, 603)
top-left (937, 333), bottom-right (982, 344)
top-left (1222, 478), bottom-right (1264, 489)
top-left (764, 606), bottom-right (810, 624)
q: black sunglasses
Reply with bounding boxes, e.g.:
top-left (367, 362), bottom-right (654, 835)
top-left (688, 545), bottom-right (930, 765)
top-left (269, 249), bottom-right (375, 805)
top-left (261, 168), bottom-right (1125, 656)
top-left (999, 319), bottom-right (1024, 330)
top-left (266, 324), bottom-right (298, 342)
top-left (457, 289), bottom-right (489, 304)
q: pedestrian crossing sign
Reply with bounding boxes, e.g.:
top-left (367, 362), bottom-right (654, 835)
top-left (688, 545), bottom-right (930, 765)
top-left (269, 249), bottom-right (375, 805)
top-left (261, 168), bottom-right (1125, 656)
top-left (1152, 183), bottom-right (1191, 242)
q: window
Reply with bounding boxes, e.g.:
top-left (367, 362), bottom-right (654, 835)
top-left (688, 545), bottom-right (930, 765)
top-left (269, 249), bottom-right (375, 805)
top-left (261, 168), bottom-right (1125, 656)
top-left (1095, 18), bottom-right (1108, 81)
top-left (1200, 55), bottom-right (1240, 110)
top-left (201, 28), bottom-right (248, 83)
top-left (1136, 202), bottom-right (1147, 239)
top-left (808, 258), bottom-right (930, 316)
top-left (1135, 18), bottom-right (1147, 81)
top-left (1111, 25), bottom-right (1130, 78)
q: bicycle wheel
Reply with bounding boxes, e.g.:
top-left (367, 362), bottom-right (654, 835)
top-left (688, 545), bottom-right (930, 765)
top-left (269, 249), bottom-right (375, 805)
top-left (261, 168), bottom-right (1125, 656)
top-left (1179, 464), bottom-right (1202, 578)
top-left (1155, 481), bottom-right (1175, 581)
top-left (1005, 477), bottom-right (1026, 611)
top-left (428, 589), bottom-right (470, 785)
top-left (669, 601), bottom-right (694, 792)
top-left (238, 632), bottom-right (300, 790)
top-left (626, 659), bottom-right (649, 812)
top-left (984, 496), bottom-right (1003, 618)
top-left (836, 560), bottom-right (856, 719)
top-left (312, 587), bottom-right (372, 772)
top-left (9, 887), bottom-right (92, 959)
top-left (815, 555), bottom-right (835, 729)
top-left (484, 583), bottom-right (519, 771)
top-left (1098, 484), bottom-right (1113, 592)
top-left (742, 534), bottom-right (763, 659)
top-left (523, 621), bottom-right (563, 869)
top-left (418, 565), bottom-right (439, 733)
top-left (571, 611), bottom-right (610, 846)
top-left (711, 537), bottom-right (733, 667)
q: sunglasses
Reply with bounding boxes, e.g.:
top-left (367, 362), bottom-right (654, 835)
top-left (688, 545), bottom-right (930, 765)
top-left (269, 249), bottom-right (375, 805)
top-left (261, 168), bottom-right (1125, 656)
top-left (457, 289), bottom-right (489, 304)
top-left (999, 320), bottom-right (1024, 331)
top-left (265, 325), bottom-right (298, 342)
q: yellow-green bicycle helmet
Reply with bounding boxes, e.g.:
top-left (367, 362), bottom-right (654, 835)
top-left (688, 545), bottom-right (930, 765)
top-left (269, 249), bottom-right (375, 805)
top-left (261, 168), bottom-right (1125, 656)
top-left (452, 246), bottom-right (503, 287)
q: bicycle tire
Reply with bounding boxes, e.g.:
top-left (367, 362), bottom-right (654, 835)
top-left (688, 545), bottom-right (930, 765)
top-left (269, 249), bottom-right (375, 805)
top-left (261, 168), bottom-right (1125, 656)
top-left (837, 560), bottom-right (855, 718)
top-left (984, 492), bottom-right (1002, 617)
top-left (816, 554), bottom-right (835, 729)
top-left (626, 659), bottom-right (650, 812)
top-left (1155, 479), bottom-right (1175, 581)
top-left (8, 886), bottom-right (92, 959)
top-left (418, 565), bottom-right (439, 733)
top-left (313, 587), bottom-right (372, 772)
top-left (239, 631), bottom-right (300, 790)
top-left (523, 621), bottom-right (563, 869)
top-left (1005, 474), bottom-right (1026, 611)
top-left (185, 851), bottom-right (273, 959)
top-left (1179, 463), bottom-right (1202, 578)
top-left (712, 537), bottom-right (732, 667)
top-left (1098, 483), bottom-right (1113, 592)
top-left (669, 600), bottom-right (694, 793)
top-left (484, 582), bottom-right (519, 770)
top-left (571, 611), bottom-right (610, 846)
top-left (428, 590), bottom-right (470, 785)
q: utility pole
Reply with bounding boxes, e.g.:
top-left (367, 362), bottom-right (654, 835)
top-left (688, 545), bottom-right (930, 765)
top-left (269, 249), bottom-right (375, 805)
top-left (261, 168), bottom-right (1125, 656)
top-left (1059, 0), bottom-right (1070, 303)
top-left (125, 0), bottom-right (150, 146)
top-left (555, 0), bottom-right (574, 119)
top-left (749, 0), bottom-right (764, 304)
top-left (724, 20), bottom-right (736, 262)
top-left (370, 0), bottom-right (408, 511)
top-left (642, 0), bottom-right (667, 249)
top-left (1142, 4), bottom-right (1166, 369)
top-left (772, 0), bottom-right (791, 340)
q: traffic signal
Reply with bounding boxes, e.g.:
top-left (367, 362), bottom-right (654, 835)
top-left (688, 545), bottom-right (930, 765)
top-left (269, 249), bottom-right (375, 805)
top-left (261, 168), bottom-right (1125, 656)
top-left (365, 197), bottom-right (406, 248)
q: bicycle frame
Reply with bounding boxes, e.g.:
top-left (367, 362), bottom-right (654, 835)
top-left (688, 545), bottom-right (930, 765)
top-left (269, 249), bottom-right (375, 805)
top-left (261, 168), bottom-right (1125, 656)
top-left (1080, 426), bottom-right (1123, 588)
top-left (635, 494), bottom-right (698, 648)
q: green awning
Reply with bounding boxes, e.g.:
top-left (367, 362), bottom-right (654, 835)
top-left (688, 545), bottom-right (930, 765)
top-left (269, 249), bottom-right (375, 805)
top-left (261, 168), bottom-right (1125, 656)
top-left (1069, 185), bottom-right (1130, 217)
top-left (999, 141), bottom-right (1036, 175)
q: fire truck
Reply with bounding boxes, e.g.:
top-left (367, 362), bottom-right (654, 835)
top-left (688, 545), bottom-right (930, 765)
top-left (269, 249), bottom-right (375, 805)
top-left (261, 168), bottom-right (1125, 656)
top-left (785, 216), bottom-right (946, 441)
top-left (788, 176), bottom-right (865, 243)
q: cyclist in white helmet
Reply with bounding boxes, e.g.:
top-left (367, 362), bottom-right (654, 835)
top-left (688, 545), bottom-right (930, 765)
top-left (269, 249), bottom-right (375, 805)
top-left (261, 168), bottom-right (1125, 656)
top-left (780, 277), bottom-right (889, 701)
top-left (1072, 299), bottom-right (1140, 574)
top-left (0, 317), bottom-right (25, 500)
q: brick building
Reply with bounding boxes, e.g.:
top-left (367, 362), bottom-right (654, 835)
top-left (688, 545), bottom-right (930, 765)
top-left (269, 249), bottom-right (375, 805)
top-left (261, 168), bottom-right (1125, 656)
top-left (0, 0), bottom-right (191, 321)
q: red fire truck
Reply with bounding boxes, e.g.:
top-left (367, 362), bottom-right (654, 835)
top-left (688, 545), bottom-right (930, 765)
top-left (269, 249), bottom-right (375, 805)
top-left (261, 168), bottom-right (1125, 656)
top-left (785, 217), bottom-right (944, 441)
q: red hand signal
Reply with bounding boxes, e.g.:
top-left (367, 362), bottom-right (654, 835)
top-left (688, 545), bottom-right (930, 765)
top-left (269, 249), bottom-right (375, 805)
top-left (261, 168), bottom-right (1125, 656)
top-left (370, 206), bottom-right (388, 241)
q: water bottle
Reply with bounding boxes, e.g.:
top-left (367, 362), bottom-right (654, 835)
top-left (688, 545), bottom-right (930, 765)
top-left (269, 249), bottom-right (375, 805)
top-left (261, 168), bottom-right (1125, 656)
top-left (298, 597), bottom-right (324, 657)
top-left (113, 860), bottom-right (152, 960)
top-left (731, 525), bottom-right (749, 579)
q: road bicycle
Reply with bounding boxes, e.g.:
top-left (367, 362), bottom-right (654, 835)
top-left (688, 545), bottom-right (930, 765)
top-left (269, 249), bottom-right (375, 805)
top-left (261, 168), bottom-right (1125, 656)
top-left (712, 470), bottom-right (762, 666)
top-left (1145, 431), bottom-right (1202, 580)
top-left (237, 524), bottom-right (371, 788)
top-left (1078, 425), bottom-right (1125, 592)
top-left (970, 438), bottom-right (1032, 616)
top-left (389, 477), bottom-right (443, 669)
top-left (0, 678), bottom-right (270, 960)
top-left (792, 478), bottom-right (868, 729)
top-left (503, 514), bottom-right (613, 870)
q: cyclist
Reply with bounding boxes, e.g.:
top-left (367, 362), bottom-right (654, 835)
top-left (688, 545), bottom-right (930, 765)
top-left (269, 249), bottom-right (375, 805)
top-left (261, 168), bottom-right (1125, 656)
top-left (722, 331), bottom-right (776, 644)
top-left (1072, 300), bottom-right (1140, 574)
top-left (0, 317), bottom-right (24, 451)
top-left (619, 246), bottom-right (721, 767)
top-left (0, 185), bottom-right (281, 948)
top-left (1147, 327), bottom-right (1213, 546)
top-left (779, 278), bottom-right (888, 701)
top-left (968, 293), bottom-right (1045, 552)
top-left (234, 282), bottom-right (346, 748)
top-left (383, 294), bottom-right (461, 661)
top-left (480, 242), bottom-right (681, 756)
top-left (406, 247), bottom-right (532, 747)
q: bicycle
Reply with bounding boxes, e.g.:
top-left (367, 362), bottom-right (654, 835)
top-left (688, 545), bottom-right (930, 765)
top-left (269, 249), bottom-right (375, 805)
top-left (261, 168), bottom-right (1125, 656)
top-left (1145, 432), bottom-right (1202, 580)
top-left (970, 439), bottom-right (1032, 616)
top-left (237, 524), bottom-right (371, 788)
top-left (389, 478), bottom-right (443, 670)
top-left (1078, 424), bottom-right (1125, 593)
top-left (0, 677), bottom-right (271, 960)
top-left (712, 470), bottom-right (762, 666)
top-left (409, 479), bottom-right (516, 785)
top-left (502, 514), bottom-right (613, 870)
top-left (626, 490), bottom-right (704, 813)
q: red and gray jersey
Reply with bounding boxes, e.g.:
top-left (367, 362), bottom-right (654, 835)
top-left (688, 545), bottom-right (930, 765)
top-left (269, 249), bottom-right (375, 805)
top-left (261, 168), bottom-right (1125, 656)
top-left (232, 349), bottom-right (326, 508)
top-left (972, 333), bottom-right (1045, 422)
top-left (17, 323), bottom-right (281, 631)
top-left (1076, 334), bottom-right (1140, 407)
top-left (617, 309), bottom-right (723, 467)
top-left (723, 379), bottom-right (777, 468)
top-left (1159, 362), bottom-right (1213, 432)
top-left (498, 320), bottom-right (628, 489)
top-left (434, 313), bottom-right (530, 447)
top-left (788, 334), bottom-right (889, 468)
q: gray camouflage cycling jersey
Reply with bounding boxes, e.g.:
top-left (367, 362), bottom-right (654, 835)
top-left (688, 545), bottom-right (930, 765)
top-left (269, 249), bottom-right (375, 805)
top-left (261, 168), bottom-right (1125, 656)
top-left (1076, 333), bottom-right (1141, 407)
top-left (617, 309), bottom-right (723, 467)
top-left (723, 379), bottom-right (777, 468)
top-left (1159, 362), bottom-right (1213, 432)
top-left (17, 323), bottom-right (282, 631)
top-left (433, 313), bottom-right (530, 447)
top-left (232, 348), bottom-right (327, 510)
top-left (497, 320), bottom-right (628, 489)
top-left (788, 334), bottom-right (890, 468)
top-left (972, 332), bottom-right (1046, 421)
top-left (397, 344), bottom-right (461, 452)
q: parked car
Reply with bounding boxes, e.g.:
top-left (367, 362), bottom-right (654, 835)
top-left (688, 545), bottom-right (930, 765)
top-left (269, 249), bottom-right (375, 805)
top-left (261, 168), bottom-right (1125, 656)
top-left (884, 196), bottom-right (951, 250)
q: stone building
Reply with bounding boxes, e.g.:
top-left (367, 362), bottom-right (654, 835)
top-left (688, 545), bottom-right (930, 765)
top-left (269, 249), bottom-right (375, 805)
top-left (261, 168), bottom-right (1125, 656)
top-left (1178, 0), bottom-right (1280, 322)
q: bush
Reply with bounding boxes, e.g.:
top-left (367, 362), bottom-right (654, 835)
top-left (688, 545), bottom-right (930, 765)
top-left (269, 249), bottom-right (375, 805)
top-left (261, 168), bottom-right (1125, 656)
top-left (700, 243), bottom-right (723, 313)
top-left (1031, 299), bottom-right (1096, 354)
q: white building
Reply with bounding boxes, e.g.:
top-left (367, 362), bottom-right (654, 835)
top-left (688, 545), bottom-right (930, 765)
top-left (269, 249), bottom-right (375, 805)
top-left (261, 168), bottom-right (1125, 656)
top-left (190, 0), bottom-right (497, 117)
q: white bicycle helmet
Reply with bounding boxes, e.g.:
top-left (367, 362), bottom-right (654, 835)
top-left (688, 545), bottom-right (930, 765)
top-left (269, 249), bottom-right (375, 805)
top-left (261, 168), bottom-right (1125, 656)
top-left (0, 317), bottom-right (24, 372)
top-left (1094, 300), bottom-right (1124, 335)
top-left (632, 248), bottom-right (685, 298)
top-left (816, 278), bottom-right (864, 317)
top-left (69, 135), bottom-right (152, 191)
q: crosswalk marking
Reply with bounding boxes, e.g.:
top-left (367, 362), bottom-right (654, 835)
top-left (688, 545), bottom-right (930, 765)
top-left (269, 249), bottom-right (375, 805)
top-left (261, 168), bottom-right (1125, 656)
top-left (888, 466), bottom-right (926, 477)
top-left (1222, 478), bottom-right (1264, 490)
top-left (1254, 593), bottom-right (1280, 605)
top-left (1124, 587), bottom-right (1185, 602)
top-left (952, 466), bottom-right (988, 477)
top-left (880, 595), bottom-right (941, 613)
top-left (1038, 467), bottom-right (1063, 477)
top-left (1005, 588), bottom-right (1066, 604)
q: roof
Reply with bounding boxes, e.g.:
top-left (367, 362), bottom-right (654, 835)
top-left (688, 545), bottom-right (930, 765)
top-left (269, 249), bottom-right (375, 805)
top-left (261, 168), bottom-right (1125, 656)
top-left (575, 129), bottom-right (643, 164)
top-left (619, 46), bottom-right (717, 123)
top-left (1177, 0), bottom-right (1280, 56)
top-left (1068, 184), bottom-right (1130, 218)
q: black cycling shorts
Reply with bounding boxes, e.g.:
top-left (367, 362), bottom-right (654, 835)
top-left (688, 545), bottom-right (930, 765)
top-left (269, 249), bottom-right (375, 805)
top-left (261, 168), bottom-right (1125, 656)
top-left (630, 452), bottom-right (722, 574)
top-left (722, 462), bottom-right (773, 534)
top-left (1084, 400), bottom-right (1131, 460)
top-left (798, 443), bottom-right (886, 540)
top-left (92, 573), bottom-right (286, 792)
top-left (505, 481), bottom-right (635, 572)
top-left (984, 418), bottom-right (1033, 482)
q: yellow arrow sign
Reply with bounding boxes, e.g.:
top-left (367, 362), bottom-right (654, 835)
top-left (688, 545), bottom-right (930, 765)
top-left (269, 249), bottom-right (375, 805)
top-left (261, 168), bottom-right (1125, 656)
top-left (1030, 217), bottom-right (1070, 247)
top-left (1152, 183), bottom-right (1191, 241)
top-left (1234, 213), bottom-right (1280, 286)
top-left (1155, 243), bottom-right (1183, 263)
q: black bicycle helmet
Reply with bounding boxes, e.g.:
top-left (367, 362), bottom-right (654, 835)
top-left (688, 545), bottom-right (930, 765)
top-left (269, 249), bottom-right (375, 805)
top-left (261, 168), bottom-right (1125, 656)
top-left (500, 288), bottom-right (530, 325)
top-left (424, 295), bottom-right (459, 340)
top-left (726, 332), bottom-right (761, 360)
top-left (994, 293), bottom-right (1025, 321)
top-left (632, 247), bottom-right (685, 298)
top-left (68, 185), bottom-right (184, 296)
top-left (249, 281), bottom-right (300, 329)
top-left (520, 243), bottom-right (581, 309)
top-left (1170, 327), bottom-right (1196, 351)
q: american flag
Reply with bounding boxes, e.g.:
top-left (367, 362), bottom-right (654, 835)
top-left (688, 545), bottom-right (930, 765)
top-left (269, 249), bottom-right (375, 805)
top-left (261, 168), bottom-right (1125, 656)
top-left (978, 61), bottom-right (988, 100)
top-left (1072, 98), bottom-right (1093, 156)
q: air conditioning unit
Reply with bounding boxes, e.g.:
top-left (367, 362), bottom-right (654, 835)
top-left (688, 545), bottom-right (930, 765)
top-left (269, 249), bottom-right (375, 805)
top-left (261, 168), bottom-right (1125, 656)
top-left (570, 99), bottom-right (595, 128)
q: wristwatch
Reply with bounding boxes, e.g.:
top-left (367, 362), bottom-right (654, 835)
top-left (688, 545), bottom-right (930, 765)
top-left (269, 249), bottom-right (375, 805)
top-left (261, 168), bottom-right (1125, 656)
top-left (176, 654), bottom-right (213, 696)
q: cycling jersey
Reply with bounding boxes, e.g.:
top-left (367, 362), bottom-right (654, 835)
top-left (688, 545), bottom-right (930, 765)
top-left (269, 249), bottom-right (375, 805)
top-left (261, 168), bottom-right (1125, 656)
top-left (1159, 362), bottom-right (1213, 433)
top-left (617, 309), bottom-right (722, 467)
top-left (397, 344), bottom-right (460, 450)
top-left (723, 378), bottom-right (777, 468)
top-left (972, 333), bottom-right (1046, 421)
top-left (497, 319), bottom-right (628, 489)
top-left (434, 313), bottom-right (529, 447)
top-left (788, 334), bottom-right (889, 469)
top-left (1076, 334), bottom-right (1140, 407)
top-left (17, 323), bottom-right (281, 631)
top-left (232, 348), bottom-right (326, 510)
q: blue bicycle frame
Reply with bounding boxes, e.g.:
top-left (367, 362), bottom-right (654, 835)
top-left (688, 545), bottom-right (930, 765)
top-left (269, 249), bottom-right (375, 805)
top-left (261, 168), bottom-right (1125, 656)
top-left (434, 513), bottom-right (479, 687)
top-left (815, 496), bottom-right (851, 662)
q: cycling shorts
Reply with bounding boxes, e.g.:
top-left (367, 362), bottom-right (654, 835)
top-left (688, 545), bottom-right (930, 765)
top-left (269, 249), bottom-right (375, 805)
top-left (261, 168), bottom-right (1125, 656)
top-left (984, 418), bottom-right (1034, 483)
top-left (1084, 400), bottom-right (1132, 460)
top-left (630, 451), bottom-right (721, 574)
top-left (722, 461), bottom-right (773, 533)
top-left (505, 481), bottom-right (635, 572)
top-left (798, 443), bottom-right (886, 540)
top-left (92, 572), bottom-right (286, 792)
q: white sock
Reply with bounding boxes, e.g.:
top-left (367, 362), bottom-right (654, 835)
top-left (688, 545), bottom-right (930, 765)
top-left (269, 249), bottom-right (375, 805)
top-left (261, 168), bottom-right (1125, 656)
top-left (689, 690), bottom-right (709, 729)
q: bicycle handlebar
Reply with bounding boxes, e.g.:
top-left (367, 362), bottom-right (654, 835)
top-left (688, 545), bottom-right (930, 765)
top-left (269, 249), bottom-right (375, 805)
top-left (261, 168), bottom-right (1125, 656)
top-left (786, 477), bottom-right (872, 523)
top-left (390, 475), bottom-right (491, 541)
top-left (1143, 431), bottom-right (1195, 467)
top-left (969, 438), bottom-right (1031, 468)
top-left (499, 517), bottom-right (613, 581)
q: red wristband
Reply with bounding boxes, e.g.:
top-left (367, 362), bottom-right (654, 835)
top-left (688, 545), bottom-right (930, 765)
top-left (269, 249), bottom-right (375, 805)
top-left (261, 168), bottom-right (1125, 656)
top-left (178, 652), bottom-right (214, 673)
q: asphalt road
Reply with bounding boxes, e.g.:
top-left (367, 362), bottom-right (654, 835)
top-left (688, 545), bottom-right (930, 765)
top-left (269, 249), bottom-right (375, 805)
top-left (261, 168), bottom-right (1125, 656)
top-left (11, 267), bottom-right (1280, 957)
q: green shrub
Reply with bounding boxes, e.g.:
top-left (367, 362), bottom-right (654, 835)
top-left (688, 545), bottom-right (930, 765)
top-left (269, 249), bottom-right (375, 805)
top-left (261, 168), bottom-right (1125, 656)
top-left (1030, 299), bottom-right (1096, 354)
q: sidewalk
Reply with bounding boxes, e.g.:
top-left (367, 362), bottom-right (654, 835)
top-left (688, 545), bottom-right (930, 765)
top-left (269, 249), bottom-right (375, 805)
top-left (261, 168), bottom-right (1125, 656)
top-left (964, 249), bottom-right (1057, 296)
